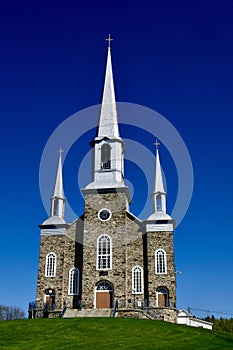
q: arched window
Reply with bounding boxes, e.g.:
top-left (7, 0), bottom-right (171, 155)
top-left (155, 249), bottom-right (167, 274)
top-left (132, 266), bottom-right (143, 294)
top-left (96, 281), bottom-right (113, 291)
top-left (53, 199), bottom-right (58, 216)
top-left (101, 144), bottom-right (111, 169)
top-left (157, 287), bottom-right (169, 307)
top-left (68, 268), bottom-right (79, 295)
top-left (156, 195), bottom-right (162, 211)
top-left (97, 235), bottom-right (112, 270)
top-left (45, 253), bottom-right (56, 277)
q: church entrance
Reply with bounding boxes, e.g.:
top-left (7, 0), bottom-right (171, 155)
top-left (95, 281), bottom-right (113, 309)
top-left (44, 289), bottom-right (55, 310)
top-left (157, 287), bottom-right (168, 307)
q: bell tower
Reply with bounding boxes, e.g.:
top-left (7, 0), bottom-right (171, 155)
top-left (81, 36), bottom-right (133, 310)
top-left (85, 39), bottom-right (126, 191)
top-left (144, 141), bottom-right (176, 319)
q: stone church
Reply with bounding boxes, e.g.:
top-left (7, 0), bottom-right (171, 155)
top-left (34, 41), bottom-right (177, 322)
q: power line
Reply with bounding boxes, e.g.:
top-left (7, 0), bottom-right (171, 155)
top-left (188, 306), bottom-right (233, 317)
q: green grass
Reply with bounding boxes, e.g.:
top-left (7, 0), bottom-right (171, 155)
top-left (0, 318), bottom-right (233, 350)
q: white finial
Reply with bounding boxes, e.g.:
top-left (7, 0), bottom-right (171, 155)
top-left (106, 34), bottom-right (113, 48)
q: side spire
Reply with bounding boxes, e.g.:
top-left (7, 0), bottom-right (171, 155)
top-left (153, 140), bottom-right (166, 213)
top-left (97, 35), bottom-right (120, 139)
top-left (50, 148), bottom-right (66, 218)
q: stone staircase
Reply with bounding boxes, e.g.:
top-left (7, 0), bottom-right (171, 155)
top-left (63, 308), bottom-right (112, 318)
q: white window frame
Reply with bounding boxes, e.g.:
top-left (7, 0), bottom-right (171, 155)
top-left (155, 249), bottom-right (167, 274)
top-left (68, 268), bottom-right (79, 295)
top-left (45, 252), bottom-right (56, 277)
top-left (132, 265), bottom-right (143, 294)
top-left (96, 234), bottom-right (112, 270)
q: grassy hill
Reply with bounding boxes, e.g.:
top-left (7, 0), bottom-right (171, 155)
top-left (0, 318), bottom-right (233, 350)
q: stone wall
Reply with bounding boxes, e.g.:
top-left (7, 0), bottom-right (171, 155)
top-left (36, 233), bottom-right (66, 313)
top-left (62, 218), bottom-right (84, 309)
top-left (81, 190), bottom-right (143, 309)
top-left (35, 191), bottom-right (177, 320)
top-left (145, 231), bottom-right (176, 309)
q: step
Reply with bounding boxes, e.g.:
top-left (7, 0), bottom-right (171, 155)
top-left (63, 308), bottom-right (112, 318)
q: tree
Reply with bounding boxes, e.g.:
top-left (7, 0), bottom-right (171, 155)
top-left (0, 305), bottom-right (25, 320)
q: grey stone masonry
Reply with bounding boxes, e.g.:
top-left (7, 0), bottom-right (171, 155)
top-left (81, 189), bottom-right (143, 309)
top-left (35, 219), bottom-right (84, 316)
top-left (36, 233), bottom-right (66, 313)
top-left (145, 230), bottom-right (176, 310)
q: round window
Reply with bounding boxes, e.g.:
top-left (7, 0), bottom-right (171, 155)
top-left (98, 209), bottom-right (112, 221)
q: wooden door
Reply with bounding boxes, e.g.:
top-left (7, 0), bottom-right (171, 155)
top-left (96, 292), bottom-right (111, 308)
top-left (158, 293), bottom-right (166, 307)
top-left (45, 295), bottom-right (53, 310)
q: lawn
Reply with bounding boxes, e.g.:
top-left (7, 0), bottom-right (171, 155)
top-left (0, 318), bottom-right (233, 349)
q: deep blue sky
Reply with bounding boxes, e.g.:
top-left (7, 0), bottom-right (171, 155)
top-left (0, 0), bottom-right (233, 318)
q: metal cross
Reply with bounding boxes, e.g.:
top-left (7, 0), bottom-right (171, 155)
top-left (106, 34), bottom-right (113, 48)
top-left (58, 147), bottom-right (64, 156)
top-left (154, 139), bottom-right (160, 149)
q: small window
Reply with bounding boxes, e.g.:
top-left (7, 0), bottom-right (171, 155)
top-left (132, 266), bottom-right (143, 294)
top-left (155, 249), bottom-right (167, 274)
top-left (156, 195), bottom-right (162, 211)
top-left (53, 199), bottom-right (58, 216)
top-left (97, 235), bottom-right (112, 270)
top-left (98, 208), bottom-right (112, 221)
top-left (68, 268), bottom-right (79, 295)
top-left (96, 281), bottom-right (113, 291)
top-left (101, 144), bottom-right (111, 169)
top-left (45, 253), bottom-right (56, 277)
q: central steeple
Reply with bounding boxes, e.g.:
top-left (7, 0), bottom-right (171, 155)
top-left (96, 41), bottom-right (120, 140)
top-left (85, 36), bottom-right (128, 193)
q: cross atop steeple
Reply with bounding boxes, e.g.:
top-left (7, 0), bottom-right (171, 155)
top-left (106, 34), bottom-right (113, 48)
top-left (58, 147), bottom-right (64, 156)
top-left (154, 139), bottom-right (160, 149)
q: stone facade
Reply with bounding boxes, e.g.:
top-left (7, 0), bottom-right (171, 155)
top-left (81, 189), bottom-right (143, 309)
top-left (145, 231), bottom-right (176, 309)
top-left (35, 192), bottom-right (176, 321)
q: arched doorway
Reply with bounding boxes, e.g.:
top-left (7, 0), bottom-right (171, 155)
top-left (44, 289), bottom-right (56, 310)
top-left (156, 287), bottom-right (169, 307)
top-left (95, 281), bottom-right (113, 309)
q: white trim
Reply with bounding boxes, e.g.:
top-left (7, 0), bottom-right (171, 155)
top-left (96, 234), bottom-right (112, 270)
top-left (41, 229), bottom-right (66, 236)
top-left (68, 268), bottom-right (79, 295)
top-left (132, 265), bottom-right (143, 294)
top-left (155, 249), bottom-right (167, 274)
top-left (97, 208), bottom-right (112, 222)
top-left (146, 223), bottom-right (174, 232)
top-left (45, 252), bottom-right (57, 277)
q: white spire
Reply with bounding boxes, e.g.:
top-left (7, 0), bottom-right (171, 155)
top-left (84, 37), bottom-right (128, 194)
top-left (97, 37), bottom-right (120, 139)
top-left (153, 141), bottom-right (166, 213)
top-left (50, 148), bottom-right (66, 218)
top-left (154, 143), bottom-right (165, 194)
top-left (52, 148), bottom-right (65, 199)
